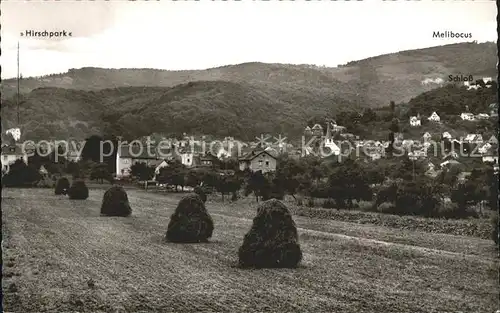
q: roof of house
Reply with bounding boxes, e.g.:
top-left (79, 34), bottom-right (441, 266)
top-left (239, 149), bottom-right (277, 161)
top-left (464, 134), bottom-right (483, 142)
top-left (311, 123), bottom-right (323, 130)
top-left (118, 144), bottom-right (158, 159)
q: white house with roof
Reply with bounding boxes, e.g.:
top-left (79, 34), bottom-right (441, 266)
top-left (409, 116), bottom-right (421, 127)
top-left (460, 113), bottom-right (475, 121)
top-left (482, 153), bottom-right (499, 165)
top-left (467, 85), bottom-right (480, 90)
top-left (478, 143), bottom-right (492, 154)
top-left (115, 143), bottom-right (161, 178)
top-left (464, 134), bottom-right (483, 144)
top-left (476, 113), bottom-right (490, 120)
top-left (442, 132), bottom-right (452, 140)
top-left (427, 112), bottom-right (440, 122)
top-left (1, 144), bottom-right (28, 173)
top-left (483, 77), bottom-right (492, 84)
top-left (422, 132), bottom-right (432, 141)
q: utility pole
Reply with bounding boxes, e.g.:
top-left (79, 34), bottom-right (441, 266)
top-left (17, 41), bottom-right (20, 126)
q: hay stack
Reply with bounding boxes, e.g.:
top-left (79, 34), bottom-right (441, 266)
top-left (101, 186), bottom-right (132, 216)
top-left (238, 199), bottom-right (302, 268)
top-left (54, 177), bottom-right (70, 195)
top-left (166, 194), bottom-right (214, 243)
top-left (67, 180), bottom-right (89, 200)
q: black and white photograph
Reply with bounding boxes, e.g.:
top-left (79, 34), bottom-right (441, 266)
top-left (1, 0), bottom-right (499, 312)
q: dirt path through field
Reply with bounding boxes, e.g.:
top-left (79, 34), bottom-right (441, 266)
top-left (2, 188), bottom-right (498, 312)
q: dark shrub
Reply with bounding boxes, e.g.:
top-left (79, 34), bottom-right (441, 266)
top-left (101, 186), bottom-right (132, 216)
top-left (322, 198), bottom-right (336, 209)
top-left (492, 213), bottom-right (499, 245)
top-left (166, 194), bottom-right (214, 243)
top-left (238, 199), bottom-right (302, 268)
top-left (193, 186), bottom-right (207, 203)
top-left (55, 177), bottom-right (70, 195)
top-left (67, 180), bottom-right (89, 200)
top-left (2, 160), bottom-right (41, 187)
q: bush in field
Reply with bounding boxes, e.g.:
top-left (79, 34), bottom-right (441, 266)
top-left (193, 186), bottom-right (207, 203)
top-left (2, 159), bottom-right (41, 187)
top-left (37, 176), bottom-right (54, 188)
top-left (67, 180), bottom-right (89, 200)
top-left (101, 186), bottom-right (132, 217)
top-left (55, 177), bottom-right (70, 195)
top-left (166, 194), bottom-right (214, 243)
top-left (238, 199), bottom-right (302, 268)
top-left (322, 198), bottom-right (336, 209)
top-left (492, 213), bottom-right (499, 245)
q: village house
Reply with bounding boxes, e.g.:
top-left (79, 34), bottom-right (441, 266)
top-left (460, 112), bottom-right (475, 121)
top-left (199, 152), bottom-right (221, 167)
top-left (487, 135), bottom-right (498, 145)
top-left (1, 144), bottom-right (28, 173)
top-left (482, 77), bottom-right (492, 84)
top-left (463, 134), bottom-right (483, 144)
top-left (427, 112), bottom-right (440, 122)
top-left (311, 123), bottom-right (324, 137)
top-left (442, 132), bottom-right (452, 140)
top-left (482, 153), bottom-right (499, 165)
top-left (475, 113), bottom-right (490, 120)
top-left (409, 115), bottom-right (421, 127)
top-left (115, 143), bottom-right (162, 178)
top-left (330, 120), bottom-right (346, 133)
top-left (422, 132), bottom-right (432, 141)
top-left (478, 143), bottom-right (492, 155)
top-left (238, 149), bottom-right (277, 173)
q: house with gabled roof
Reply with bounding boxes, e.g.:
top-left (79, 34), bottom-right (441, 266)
top-left (311, 123), bottom-right (323, 136)
top-left (409, 115), bottom-right (421, 127)
top-left (442, 132), bottom-right (452, 140)
top-left (464, 134), bottom-right (483, 144)
top-left (460, 112), bottom-right (475, 121)
top-left (475, 113), bottom-right (490, 120)
top-left (488, 135), bottom-right (498, 145)
top-left (422, 132), bottom-right (432, 141)
top-left (478, 143), bottom-right (492, 155)
top-left (238, 149), bottom-right (277, 173)
top-left (427, 111), bottom-right (440, 122)
top-left (1, 144), bottom-right (28, 173)
top-left (115, 143), bottom-right (162, 178)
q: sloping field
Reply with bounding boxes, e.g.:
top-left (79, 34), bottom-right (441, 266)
top-left (2, 188), bottom-right (498, 313)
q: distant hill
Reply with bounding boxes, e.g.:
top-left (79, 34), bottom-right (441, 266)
top-left (1, 81), bottom-right (360, 141)
top-left (1, 41), bottom-right (497, 141)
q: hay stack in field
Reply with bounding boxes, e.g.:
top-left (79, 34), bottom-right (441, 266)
top-left (238, 199), bottom-right (302, 268)
top-left (166, 194), bottom-right (214, 243)
top-left (193, 186), bottom-right (207, 202)
top-left (67, 180), bottom-right (89, 200)
top-left (101, 185), bottom-right (132, 216)
top-left (55, 177), bottom-right (70, 195)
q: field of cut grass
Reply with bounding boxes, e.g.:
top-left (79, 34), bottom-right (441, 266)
top-left (2, 187), bottom-right (499, 312)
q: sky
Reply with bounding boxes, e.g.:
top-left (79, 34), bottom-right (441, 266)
top-left (1, 0), bottom-right (497, 79)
